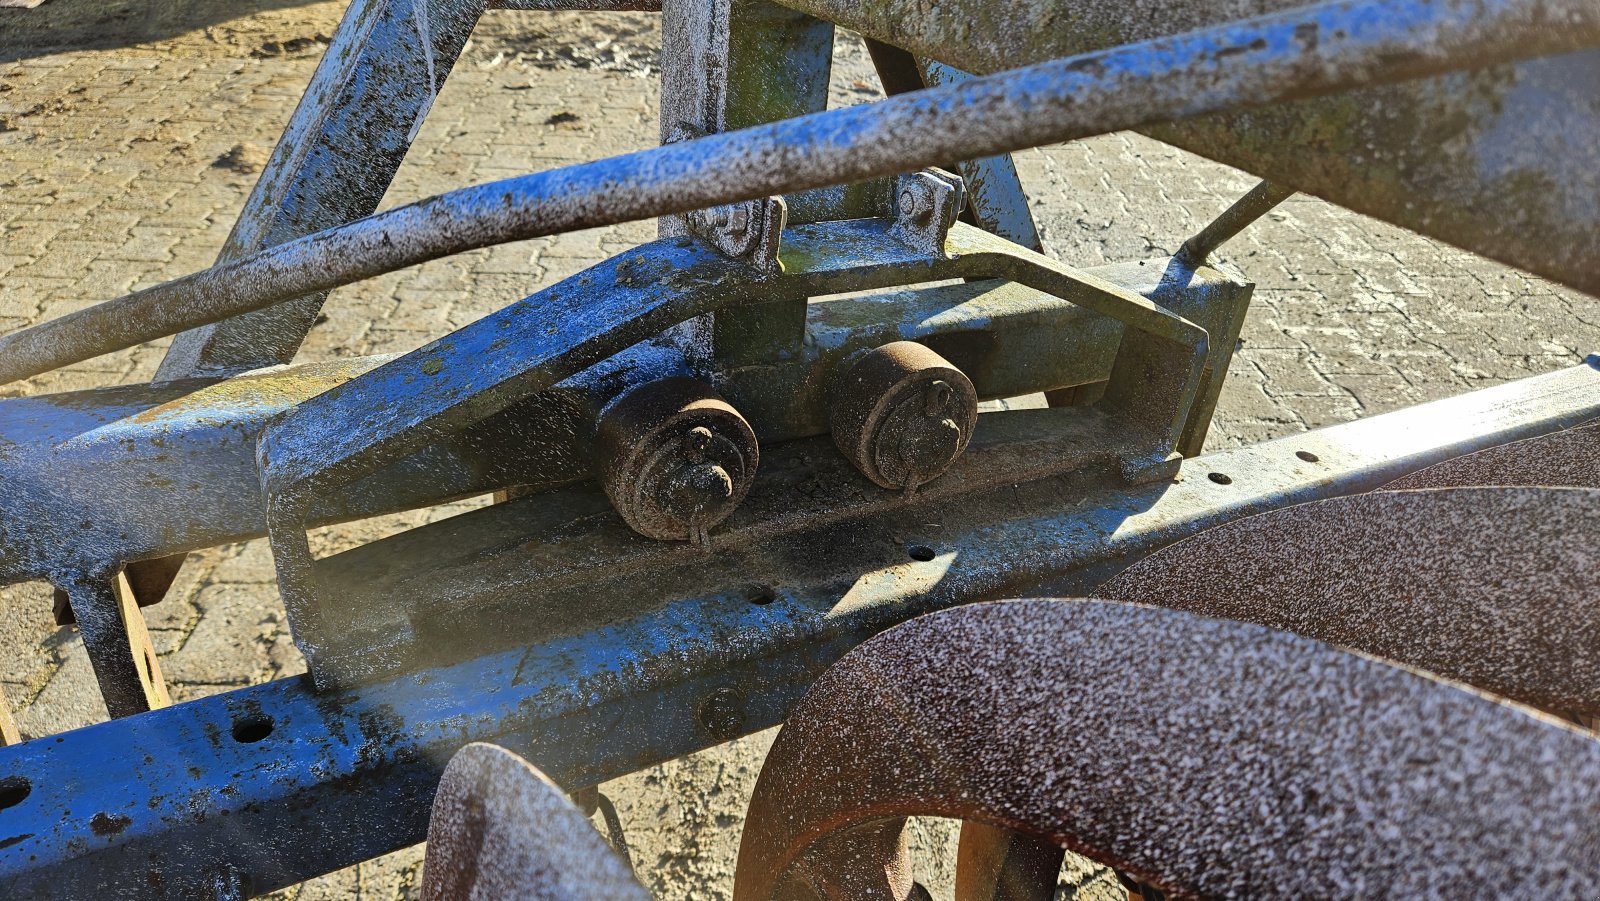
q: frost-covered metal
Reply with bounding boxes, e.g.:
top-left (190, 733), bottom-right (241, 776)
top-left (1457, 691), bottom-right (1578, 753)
top-left (0, 0), bottom-right (1596, 895)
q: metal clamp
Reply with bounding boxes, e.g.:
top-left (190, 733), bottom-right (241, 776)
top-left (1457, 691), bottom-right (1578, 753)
top-left (686, 196), bottom-right (788, 274)
top-left (889, 168), bottom-right (965, 258)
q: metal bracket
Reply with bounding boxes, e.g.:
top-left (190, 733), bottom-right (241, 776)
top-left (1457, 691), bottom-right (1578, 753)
top-left (889, 169), bottom-right (966, 258)
top-left (686, 196), bottom-right (789, 274)
top-left (675, 115), bottom-right (790, 273)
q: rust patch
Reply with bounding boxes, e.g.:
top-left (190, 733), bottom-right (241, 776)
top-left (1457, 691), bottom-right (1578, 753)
top-left (89, 812), bottom-right (131, 837)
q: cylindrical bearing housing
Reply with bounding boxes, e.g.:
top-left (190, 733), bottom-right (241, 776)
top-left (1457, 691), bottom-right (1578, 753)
top-left (830, 341), bottom-right (978, 490)
top-left (595, 378), bottom-right (759, 543)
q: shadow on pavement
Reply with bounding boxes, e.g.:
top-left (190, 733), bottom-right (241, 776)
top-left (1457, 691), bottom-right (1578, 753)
top-left (1, 0), bottom-right (333, 64)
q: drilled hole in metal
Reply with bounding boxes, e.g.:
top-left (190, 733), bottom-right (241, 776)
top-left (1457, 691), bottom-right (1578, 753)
top-left (908, 545), bottom-right (936, 562)
top-left (1208, 472), bottom-right (1233, 485)
top-left (0, 777), bottom-right (31, 811)
top-left (1296, 450), bottom-right (1320, 463)
top-left (231, 715), bottom-right (274, 744)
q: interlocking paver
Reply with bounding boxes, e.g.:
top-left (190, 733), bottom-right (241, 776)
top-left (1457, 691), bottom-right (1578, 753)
top-left (1, 3), bottom-right (1596, 899)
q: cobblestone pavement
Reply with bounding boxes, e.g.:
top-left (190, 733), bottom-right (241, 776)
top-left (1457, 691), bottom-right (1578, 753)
top-left (2, 2), bottom-right (1597, 898)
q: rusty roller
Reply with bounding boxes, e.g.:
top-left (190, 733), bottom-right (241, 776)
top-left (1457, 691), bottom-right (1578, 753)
top-left (956, 480), bottom-right (1600, 901)
top-left (732, 599), bottom-right (1600, 901)
top-left (830, 341), bottom-right (979, 491)
top-left (1100, 486), bottom-right (1600, 717)
top-left (594, 377), bottom-right (760, 544)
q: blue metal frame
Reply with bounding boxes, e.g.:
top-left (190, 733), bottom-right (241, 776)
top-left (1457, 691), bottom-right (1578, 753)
top-left (0, 361), bottom-right (1596, 898)
top-left (1, 0), bottom-right (1597, 893)
top-left (160, 0), bottom-right (489, 379)
top-left (255, 218), bottom-right (1210, 684)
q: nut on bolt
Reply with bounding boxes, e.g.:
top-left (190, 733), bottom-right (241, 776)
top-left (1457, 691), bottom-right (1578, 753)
top-left (830, 342), bottom-right (979, 491)
top-left (596, 377), bottom-right (759, 544)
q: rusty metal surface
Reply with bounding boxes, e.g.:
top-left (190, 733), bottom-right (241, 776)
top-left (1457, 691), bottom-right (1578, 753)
top-left (772, 818), bottom-right (920, 900)
top-left (773, 0), bottom-right (1600, 296)
top-left (954, 822), bottom-right (1062, 901)
top-left (734, 599), bottom-right (1600, 901)
top-left (2, 0), bottom-right (1592, 384)
top-left (595, 377), bottom-right (760, 542)
top-left (829, 341), bottom-right (978, 491)
top-left (1098, 487), bottom-right (1600, 716)
top-left (1382, 420), bottom-right (1600, 489)
top-left (420, 743), bottom-right (648, 901)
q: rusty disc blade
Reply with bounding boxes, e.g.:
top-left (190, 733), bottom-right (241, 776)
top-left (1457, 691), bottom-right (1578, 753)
top-left (421, 742), bottom-right (647, 901)
top-left (1100, 486), bottom-right (1600, 716)
top-left (733, 600), bottom-right (1600, 901)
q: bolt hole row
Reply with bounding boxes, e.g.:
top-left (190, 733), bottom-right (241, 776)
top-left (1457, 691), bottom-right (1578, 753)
top-left (0, 718), bottom-right (271, 819)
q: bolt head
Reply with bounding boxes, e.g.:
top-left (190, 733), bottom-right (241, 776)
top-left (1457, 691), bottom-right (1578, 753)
top-left (725, 205), bottom-right (752, 237)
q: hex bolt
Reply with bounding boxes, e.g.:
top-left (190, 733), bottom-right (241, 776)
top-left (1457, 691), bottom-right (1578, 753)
top-left (829, 342), bottom-right (979, 491)
top-left (594, 378), bottom-right (759, 543)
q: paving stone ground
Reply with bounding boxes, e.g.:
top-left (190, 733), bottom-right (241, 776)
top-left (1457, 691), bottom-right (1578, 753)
top-left (2, 2), bottom-right (1597, 898)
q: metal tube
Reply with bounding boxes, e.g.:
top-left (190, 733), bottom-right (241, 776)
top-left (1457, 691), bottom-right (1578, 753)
top-left (1178, 180), bottom-right (1296, 263)
top-left (771, 0), bottom-right (1600, 298)
top-left (0, 0), bottom-right (1593, 386)
top-left (491, 0), bottom-right (662, 9)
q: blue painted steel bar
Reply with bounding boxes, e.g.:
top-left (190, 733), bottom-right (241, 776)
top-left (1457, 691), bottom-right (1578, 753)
top-left (920, 61), bottom-right (1044, 252)
top-left (1, 360), bottom-right (1597, 898)
top-left (0, 0), bottom-right (1592, 386)
top-left (158, 0), bottom-right (488, 380)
